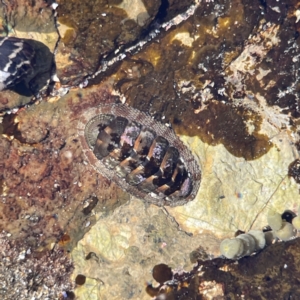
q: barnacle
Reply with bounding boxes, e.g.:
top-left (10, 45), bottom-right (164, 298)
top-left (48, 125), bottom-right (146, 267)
top-left (274, 221), bottom-right (296, 241)
top-left (0, 37), bottom-right (36, 91)
top-left (292, 216), bottom-right (300, 230)
top-left (220, 205), bottom-right (300, 260)
top-left (248, 230), bottom-right (266, 250)
top-left (267, 208), bottom-right (297, 241)
top-left (292, 207), bottom-right (300, 230)
top-left (219, 238), bottom-right (244, 259)
top-left (220, 230), bottom-right (267, 259)
top-left (267, 209), bottom-right (282, 231)
top-left (77, 103), bottom-right (201, 206)
top-left (264, 231), bottom-right (276, 245)
top-left (235, 233), bottom-right (256, 256)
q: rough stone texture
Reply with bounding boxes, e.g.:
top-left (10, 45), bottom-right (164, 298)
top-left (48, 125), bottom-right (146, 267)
top-left (110, 1), bottom-right (298, 160)
top-left (168, 135), bottom-right (299, 239)
top-left (71, 200), bottom-right (206, 300)
top-left (0, 232), bottom-right (74, 299)
top-left (55, 0), bottom-right (197, 86)
top-left (68, 1), bottom-right (300, 298)
top-left (0, 87), bottom-right (130, 251)
top-left (56, 0), bottom-right (161, 86)
top-left (1, 0), bottom-right (300, 299)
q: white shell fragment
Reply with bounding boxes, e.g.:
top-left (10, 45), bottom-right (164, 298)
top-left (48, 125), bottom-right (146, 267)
top-left (219, 238), bottom-right (244, 259)
top-left (219, 206), bottom-right (300, 260)
top-left (264, 231), bottom-right (275, 246)
top-left (220, 229), bottom-right (267, 260)
top-left (267, 209), bottom-right (283, 231)
top-left (236, 233), bottom-right (256, 256)
top-left (274, 221), bottom-right (296, 241)
top-left (248, 230), bottom-right (266, 250)
top-left (292, 216), bottom-right (300, 230)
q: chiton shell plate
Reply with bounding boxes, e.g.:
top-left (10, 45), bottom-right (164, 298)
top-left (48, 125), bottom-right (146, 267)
top-left (77, 103), bottom-right (201, 207)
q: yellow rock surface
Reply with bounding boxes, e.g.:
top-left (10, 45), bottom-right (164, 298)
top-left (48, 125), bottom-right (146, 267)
top-left (168, 134), bottom-right (299, 237)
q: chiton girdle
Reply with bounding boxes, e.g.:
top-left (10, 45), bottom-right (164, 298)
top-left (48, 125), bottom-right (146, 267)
top-left (77, 104), bottom-right (201, 207)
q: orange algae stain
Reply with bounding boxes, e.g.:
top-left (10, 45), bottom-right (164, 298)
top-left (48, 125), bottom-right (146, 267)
top-left (59, 233), bottom-right (71, 246)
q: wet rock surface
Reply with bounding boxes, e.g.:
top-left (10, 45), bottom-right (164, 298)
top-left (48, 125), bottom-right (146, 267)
top-left (1, 87), bottom-right (129, 249)
top-left (1, 0), bottom-right (300, 299)
top-left (55, 0), bottom-right (195, 86)
top-left (145, 238), bottom-right (300, 299)
top-left (56, 0), bottom-right (159, 85)
top-left (0, 232), bottom-right (74, 299)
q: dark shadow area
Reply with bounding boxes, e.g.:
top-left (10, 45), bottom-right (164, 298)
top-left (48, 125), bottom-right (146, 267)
top-left (155, 0), bottom-right (169, 23)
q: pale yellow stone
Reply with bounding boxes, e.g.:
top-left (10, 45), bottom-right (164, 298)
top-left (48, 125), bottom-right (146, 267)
top-left (167, 134), bottom-right (299, 238)
top-left (71, 200), bottom-right (208, 300)
top-left (13, 30), bottom-right (58, 52)
top-left (256, 67), bottom-right (271, 81)
top-left (54, 51), bottom-right (74, 69)
top-left (292, 216), bottom-right (300, 230)
top-left (70, 92), bottom-right (300, 299)
top-left (267, 209), bottom-right (282, 231)
top-left (74, 277), bottom-right (103, 300)
top-left (116, 0), bottom-right (150, 26)
top-left (172, 32), bottom-right (195, 47)
top-left (81, 223), bottom-right (131, 262)
top-left (56, 23), bottom-right (76, 42)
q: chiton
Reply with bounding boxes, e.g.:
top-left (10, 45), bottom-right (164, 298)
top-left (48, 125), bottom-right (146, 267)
top-left (77, 104), bottom-right (201, 207)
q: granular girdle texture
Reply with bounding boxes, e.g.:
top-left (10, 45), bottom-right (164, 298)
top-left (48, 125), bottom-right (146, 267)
top-left (78, 104), bottom-right (201, 206)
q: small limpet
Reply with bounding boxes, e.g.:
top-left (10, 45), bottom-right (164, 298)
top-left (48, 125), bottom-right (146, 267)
top-left (77, 103), bottom-right (201, 207)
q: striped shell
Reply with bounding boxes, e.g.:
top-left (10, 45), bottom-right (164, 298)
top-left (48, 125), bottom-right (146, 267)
top-left (0, 37), bottom-right (36, 91)
top-left (77, 104), bottom-right (201, 207)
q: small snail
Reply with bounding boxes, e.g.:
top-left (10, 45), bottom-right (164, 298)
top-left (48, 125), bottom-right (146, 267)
top-left (0, 36), bottom-right (36, 91)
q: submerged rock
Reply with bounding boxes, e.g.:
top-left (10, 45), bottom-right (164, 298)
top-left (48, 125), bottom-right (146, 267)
top-left (1, 0), bottom-right (300, 299)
